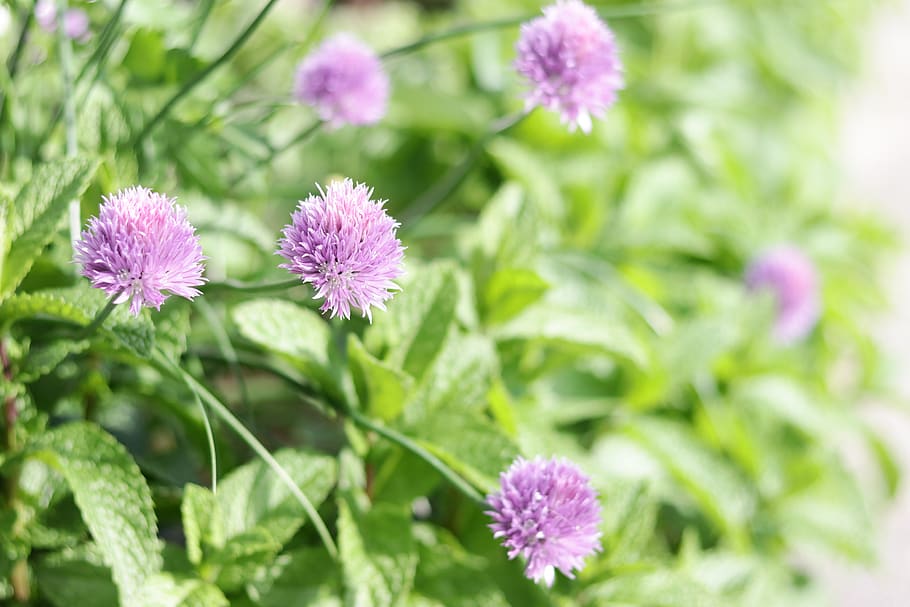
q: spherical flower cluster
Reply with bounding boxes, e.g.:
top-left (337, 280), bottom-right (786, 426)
top-left (486, 456), bottom-right (602, 587)
top-left (293, 34), bottom-right (389, 128)
top-left (35, 0), bottom-right (90, 41)
top-left (277, 179), bottom-right (405, 321)
top-left (74, 187), bottom-right (206, 316)
top-left (515, 0), bottom-right (623, 133)
top-left (745, 246), bottom-right (820, 343)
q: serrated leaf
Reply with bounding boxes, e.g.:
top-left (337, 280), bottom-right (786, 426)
top-left (19, 339), bottom-right (91, 383)
top-left (338, 501), bottom-right (417, 607)
top-left (2, 157), bottom-right (98, 296)
top-left (35, 545), bottom-right (118, 607)
top-left (216, 448), bottom-right (336, 545)
top-left (0, 285), bottom-right (155, 355)
top-left (210, 528), bottom-right (282, 593)
top-left (624, 418), bottom-right (756, 541)
top-left (181, 484), bottom-right (225, 566)
top-left (32, 422), bottom-right (162, 604)
top-left (135, 573), bottom-right (228, 607)
top-left (232, 298), bottom-right (336, 394)
top-left (413, 527), bottom-right (509, 607)
top-left (372, 263), bottom-right (459, 381)
top-left (348, 334), bottom-right (413, 422)
top-left (249, 547), bottom-right (342, 607)
top-left (411, 409), bottom-right (517, 492)
top-left (404, 333), bottom-right (496, 422)
top-left (482, 267), bottom-right (549, 325)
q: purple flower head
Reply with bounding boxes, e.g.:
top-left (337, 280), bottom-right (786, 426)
top-left (63, 9), bottom-right (90, 42)
top-left (74, 187), bottom-right (206, 316)
top-left (486, 456), bottom-right (602, 587)
top-left (515, 0), bottom-right (624, 134)
top-left (34, 0), bottom-right (57, 32)
top-left (277, 179), bottom-right (405, 321)
top-left (745, 246), bottom-right (820, 343)
top-left (293, 34), bottom-right (389, 128)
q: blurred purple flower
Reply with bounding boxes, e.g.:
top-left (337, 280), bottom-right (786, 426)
top-left (486, 456), bottom-right (602, 587)
top-left (35, 1), bottom-right (90, 42)
top-left (74, 187), bottom-right (206, 316)
top-left (277, 178), bottom-right (405, 321)
top-left (745, 246), bottom-right (820, 343)
top-left (293, 34), bottom-right (389, 128)
top-left (63, 8), bottom-right (90, 41)
top-left (515, 0), bottom-right (623, 133)
top-left (34, 0), bottom-right (57, 32)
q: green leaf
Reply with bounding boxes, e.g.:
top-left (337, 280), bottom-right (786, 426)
top-left (181, 484), bottom-right (225, 566)
top-left (493, 303), bottom-right (646, 366)
top-left (586, 571), bottom-right (724, 607)
top-left (338, 501), bottom-right (417, 607)
top-left (0, 285), bottom-right (155, 356)
top-left (19, 339), bottom-right (91, 383)
top-left (2, 157), bottom-right (98, 296)
top-left (404, 332), bottom-right (497, 421)
top-left (348, 334), bottom-right (414, 422)
top-left (135, 573), bottom-right (228, 607)
top-left (32, 422), bottom-right (162, 604)
top-left (248, 547), bottom-right (342, 607)
top-left (209, 528), bottom-right (282, 593)
top-left (371, 262), bottom-right (459, 381)
top-left (411, 408), bottom-right (517, 492)
top-left (216, 448), bottom-right (337, 546)
top-left (412, 526), bottom-right (509, 607)
top-left (600, 481), bottom-right (658, 566)
top-left (35, 546), bottom-right (118, 607)
top-left (232, 299), bottom-right (336, 394)
top-left (624, 417), bottom-right (756, 542)
top-left (482, 267), bottom-right (549, 325)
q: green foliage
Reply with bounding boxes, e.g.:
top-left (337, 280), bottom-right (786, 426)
top-left (0, 0), bottom-right (898, 606)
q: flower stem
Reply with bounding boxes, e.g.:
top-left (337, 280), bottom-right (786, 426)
top-left (401, 111), bottom-right (527, 224)
top-left (185, 376), bottom-right (218, 494)
top-left (133, 0), bottom-right (283, 146)
top-left (348, 410), bottom-right (487, 507)
top-left (76, 294), bottom-right (120, 340)
top-left (152, 349), bottom-right (339, 559)
top-left (202, 277), bottom-right (302, 295)
top-left (56, 0), bottom-right (80, 254)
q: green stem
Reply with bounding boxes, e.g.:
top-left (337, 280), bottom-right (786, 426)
top-left (229, 120), bottom-right (322, 188)
top-left (401, 111), bottom-right (527, 224)
top-left (56, 0), bottom-right (80, 253)
top-left (134, 0), bottom-right (282, 146)
top-left (152, 350), bottom-right (339, 559)
top-left (0, 2), bottom-right (34, 129)
top-left (349, 411), bottom-right (487, 507)
top-left (188, 0), bottom-right (215, 53)
top-left (185, 376), bottom-right (218, 494)
top-left (76, 294), bottom-right (120, 340)
top-left (76, 0), bottom-right (128, 84)
top-left (202, 277), bottom-right (302, 295)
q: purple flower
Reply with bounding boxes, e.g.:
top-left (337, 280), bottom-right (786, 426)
top-left (277, 179), bottom-right (405, 321)
top-left (486, 456), bottom-right (602, 587)
top-left (74, 187), bottom-right (206, 316)
top-left (34, 0), bottom-right (57, 32)
top-left (515, 0), bottom-right (623, 133)
top-left (745, 246), bottom-right (820, 343)
top-left (63, 9), bottom-right (90, 41)
top-left (293, 34), bottom-right (389, 128)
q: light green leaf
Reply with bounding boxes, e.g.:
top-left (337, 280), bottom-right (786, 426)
top-left (2, 157), bottom-right (98, 296)
top-left (338, 501), bottom-right (417, 607)
top-left (372, 262), bottom-right (459, 381)
top-left (411, 409), bottom-right (517, 492)
top-left (482, 267), bottom-right (549, 325)
top-left (216, 448), bottom-right (336, 545)
top-left (348, 334), bottom-right (414, 422)
top-left (625, 417), bottom-right (756, 542)
top-left (586, 570), bottom-right (724, 607)
top-left (135, 573), bottom-right (228, 607)
top-left (32, 422), bottom-right (162, 604)
top-left (35, 546), bottom-right (118, 607)
top-left (232, 299), bottom-right (336, 393)
top-left (209, 528), bottom-right (282, 593)
top-left (248, 548), bottom-right (342, 607)
top-left (181, 484), bottom-right (225, 566)
top-left (0, 285), bottom-right (155, 356)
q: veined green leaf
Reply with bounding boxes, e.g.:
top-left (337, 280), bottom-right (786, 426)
top-left (135, 573), bottom-right (228, 607)
top-left (348, 334), bottom-right (414, 422)
top-left (32, 423), bottom-right (162, 604)
top-left (2, 158), bottom-right (98, 296)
